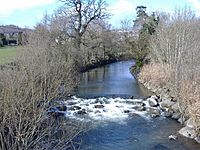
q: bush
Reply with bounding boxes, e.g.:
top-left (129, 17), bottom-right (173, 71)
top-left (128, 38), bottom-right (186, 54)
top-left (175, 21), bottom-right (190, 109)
top-left (0, 23), bottom-right (84, 149)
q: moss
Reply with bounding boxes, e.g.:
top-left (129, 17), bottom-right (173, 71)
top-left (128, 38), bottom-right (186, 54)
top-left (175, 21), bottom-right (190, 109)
top-left (130, 60), bottom-right (144, 76)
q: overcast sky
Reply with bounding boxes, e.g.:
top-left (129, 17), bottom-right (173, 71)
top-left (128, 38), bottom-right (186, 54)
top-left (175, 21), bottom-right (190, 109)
top-left (0, 0), bottom-right (199, 28)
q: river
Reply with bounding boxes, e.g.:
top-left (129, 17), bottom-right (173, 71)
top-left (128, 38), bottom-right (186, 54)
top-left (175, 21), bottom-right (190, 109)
top-left (68, 60), bottom-right (200, 150)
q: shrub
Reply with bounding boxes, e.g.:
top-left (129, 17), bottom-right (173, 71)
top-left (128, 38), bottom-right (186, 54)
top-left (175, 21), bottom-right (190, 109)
top-left (0, 23), bottom-right (83, 149)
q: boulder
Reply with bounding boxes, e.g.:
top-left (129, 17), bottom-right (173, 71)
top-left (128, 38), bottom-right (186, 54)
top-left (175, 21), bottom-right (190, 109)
top-left (147, 97), bottom-right (158, 107)
top-left (171, 112), bottom-right (181, 120)
top-left (132, 105), bottom-right (145, 111)
top-left (178, 116), bottom-right (186, 124)
top-left (67, 101), bottom-right (77, 105)
top-left (48, 111), bottom-right (65, 118)
top-left (168, 135), bottom-right (178, 140)
top-left (56, 105), bottom-right (67, 111)
top-left (146, 107), bottom-right (160, 118)
top-left (160, 99), bottom-right (175, 109)
top-left (151, 95), bottom-right (158, 100)
top-left (68, 106), bottom-right (82, 111)
top-left (94, 105), bottom-right (105, 108)
top-left (163, 109), bottom-right (174, 117)
top-left (178, 126), bottom-right (196, 139)
top-left (94, 110), bottom-right (101, 114)
top-left (186, 118), bottom-right (196, 129)
top-left (96, 98), bottom-right (105, 104)
top-left (124, 110), bottom-right (131, 113)
top-left (171, 103), bottom-right (180, 113)
top-left (195, 136), bottom-right (200, 144)
top-left (77, 109), bottom-right (87, 115)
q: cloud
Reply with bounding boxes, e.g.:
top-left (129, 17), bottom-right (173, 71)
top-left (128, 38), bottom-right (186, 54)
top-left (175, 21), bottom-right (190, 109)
top-left (187, 0), bottom-right (200, 15)
top-left (108, 0), bottom-right (137, 27)
top-left (0, 0), bottom-right (55, 17)
top-left (109, 0), bottom-right (136, 16)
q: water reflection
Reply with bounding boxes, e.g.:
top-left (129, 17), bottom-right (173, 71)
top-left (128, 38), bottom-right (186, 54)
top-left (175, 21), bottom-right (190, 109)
top-left (75, 61), bottom-right (200, 150)
top-left (77, 61), bottom-right (153, 97)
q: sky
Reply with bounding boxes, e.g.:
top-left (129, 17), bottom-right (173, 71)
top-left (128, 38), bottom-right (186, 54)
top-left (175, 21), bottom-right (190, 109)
top-left (0, 0), bottom-right (199, 28)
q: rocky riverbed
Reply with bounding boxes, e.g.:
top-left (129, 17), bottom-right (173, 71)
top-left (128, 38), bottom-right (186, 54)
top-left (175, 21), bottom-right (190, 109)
top-left (48, 94), bottom-right (200, 144)
top-left (48, 95), bottom-right (179, 123)
top-left (137, 78), bottom-right (200, 144)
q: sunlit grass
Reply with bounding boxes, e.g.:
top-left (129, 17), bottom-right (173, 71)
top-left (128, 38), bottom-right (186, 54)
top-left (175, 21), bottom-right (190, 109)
top-left (0, 46), bottom-right (19, 64)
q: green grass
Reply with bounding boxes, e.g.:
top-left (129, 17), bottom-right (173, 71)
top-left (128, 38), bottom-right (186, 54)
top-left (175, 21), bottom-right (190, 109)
top-left (0, 46), bottom-right (18, 65)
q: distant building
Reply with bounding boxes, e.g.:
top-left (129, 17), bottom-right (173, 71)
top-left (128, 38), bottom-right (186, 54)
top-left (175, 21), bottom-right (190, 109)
top-left (0, 25), bottom-right (31, 46)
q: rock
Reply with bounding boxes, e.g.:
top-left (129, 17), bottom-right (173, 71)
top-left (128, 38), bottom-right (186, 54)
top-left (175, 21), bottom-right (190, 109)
top-left (171, 112), bottom-right (181, 120)
top-left (147, 97), bottom-right (158, 107)
top-left (178, 126), bottom-right (196, 139)
top-left (168, 135), bottom-right (177, 140)
top-left (186, 118), bottom-right (196, 128)
top-left (77, 109), bottom-right (87, 115)
top-left (67, 101), bottom-right (77, 105)
top-left (151, 95), bottom-right (158, 100)
top-left (56, 105), bottom-right (67, 111)
top-left (178, 116), bottom-right (186, 124)
top-left (146, 107), bottom-right (160, 118)
top-left (124, 110), bottom-right (131, 113)
top-left (94, 110), bottom-right (101, 114)
top-left (195, 136), bottom-right (200, 143)
top-left (94, 105), bottom-right (105, 108)
top-left (68, 106), bottom-right (82, 111)
top-left (125, 100), bottom-right (143, 105)
top-left (97, 98), bottom-right (105, 104)
top-left (160, 99), bottom-right (175, 108)
top-left (171, 103), bottom-right (179, 113)
top-left (171, 96), bottom-right (177, 102)
top-left (132, 105), bottom-right (145, 111)
top-left (163, 109), bottom-right (173, 117)
top-left (48, 111), bottom-right (65, 118)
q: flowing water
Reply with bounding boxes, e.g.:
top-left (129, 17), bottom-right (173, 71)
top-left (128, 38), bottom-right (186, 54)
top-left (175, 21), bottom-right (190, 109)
top-left (66, 61), bottom-right (200, 150)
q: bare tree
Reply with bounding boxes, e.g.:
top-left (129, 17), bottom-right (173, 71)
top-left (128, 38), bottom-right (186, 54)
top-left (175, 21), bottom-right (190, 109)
top-left (59, 0), bottom-right (109, 52)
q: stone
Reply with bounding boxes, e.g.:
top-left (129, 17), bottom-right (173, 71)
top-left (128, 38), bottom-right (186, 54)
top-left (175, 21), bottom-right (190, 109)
top-left (171, 112), bottom-right (181, 120)
top-left (77, 109), bottom-right (87, 115)
top-left (132, 106), bottom-right (145, 111)
top-left (163, 110), bottom-right (173, 117)
top-left (186, 118), bottom-right (196, 129)
top-left (56, 105), bottom-right (67, 111)
top-left (171, 96), bottom-right (177, 102)
top-left (95, 110), bottom-right (101, 114)
top-left (160, 99), bottom-right (175, 108)
top-left (195, 136), bottom-right (200, 144)
top-left (124, 110), bottom-right (131, 113)
top-left (178, 126), bottom-right (196, 139)
top-left (48, 111), bottom-right (65, 118)
top-left (178, 116), bottom-right (186, 124)
top-left (168, 135), bottom-right (178, 140)
top-left (146, 107), bottom-right (160, 118)
top-left (125, 100), bottom-right (143, 105)
top-left (147, 97), bottom-right (158, 107)
top-left (94, 105), bottom-right (105, 108)
top-left (171, 103), bottom-right (180, 113)
top-left (97, 98), bottom-right (105, 104)
top-left (151, 95), bottom-right (158, 100)
top-left (68, 106), bottom-right (82, 111)
top-left (67, 101), bottom-right (77, 105)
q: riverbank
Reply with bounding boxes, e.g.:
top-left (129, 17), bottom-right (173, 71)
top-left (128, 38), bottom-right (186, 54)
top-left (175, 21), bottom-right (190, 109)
top-left (130, 63), bottom-right (200, 144)
top-left (79, 58), bottom-right (117, 72)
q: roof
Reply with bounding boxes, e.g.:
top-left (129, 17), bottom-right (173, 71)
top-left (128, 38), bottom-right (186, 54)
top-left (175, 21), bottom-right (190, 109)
top-left (0, 25), bottom-right (24, 34)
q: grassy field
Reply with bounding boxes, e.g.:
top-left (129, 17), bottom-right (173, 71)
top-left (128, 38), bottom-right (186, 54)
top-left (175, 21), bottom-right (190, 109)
top-left (0, 46), bottom-right (18, 65)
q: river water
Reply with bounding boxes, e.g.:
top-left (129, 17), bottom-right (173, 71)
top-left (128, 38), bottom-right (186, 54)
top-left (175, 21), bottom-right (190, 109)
top-left (69, 61), bottom-right (200, 150)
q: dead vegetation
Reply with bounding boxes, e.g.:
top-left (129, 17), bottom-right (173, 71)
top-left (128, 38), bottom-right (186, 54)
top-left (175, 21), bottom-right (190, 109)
top-left (0, 19), bottom-right (85, 149)
top-left (139, 7), bottom-right (200, 134)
